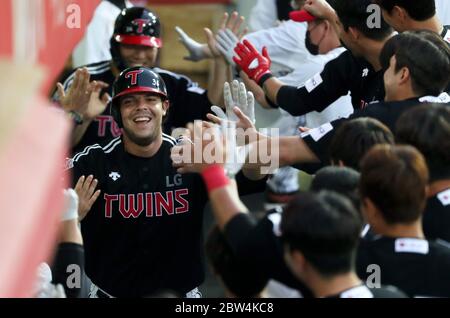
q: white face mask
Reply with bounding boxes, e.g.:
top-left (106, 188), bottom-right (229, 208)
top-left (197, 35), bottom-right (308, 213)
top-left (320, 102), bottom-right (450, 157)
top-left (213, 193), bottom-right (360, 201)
top-left (290, 0), bottom-right (300, 10)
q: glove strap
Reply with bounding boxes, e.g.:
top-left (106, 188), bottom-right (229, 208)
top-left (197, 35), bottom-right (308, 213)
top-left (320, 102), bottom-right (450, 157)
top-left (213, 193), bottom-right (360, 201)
top-left (201, 165), bottom-right (230, 192)
top-left (257, 73), bottom-right (274, 87)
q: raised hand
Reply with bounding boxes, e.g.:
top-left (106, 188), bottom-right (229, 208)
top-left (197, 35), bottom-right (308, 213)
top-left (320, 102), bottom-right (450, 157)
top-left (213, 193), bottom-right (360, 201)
top-left (74, 175), bottom-right (101, 221)
top-left (56, 68), bottom-right (91, 114)
top-left (175, 26), bottom-right (211, 61)
top-left (233, 40), bottom-right (272, 84)
top-left (83, 81), bottom-right (110, 120)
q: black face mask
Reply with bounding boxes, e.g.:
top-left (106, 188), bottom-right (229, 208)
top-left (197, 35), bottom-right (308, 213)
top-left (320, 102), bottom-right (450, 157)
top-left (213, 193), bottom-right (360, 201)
top-left (305, 31), bottom-right (320, 55)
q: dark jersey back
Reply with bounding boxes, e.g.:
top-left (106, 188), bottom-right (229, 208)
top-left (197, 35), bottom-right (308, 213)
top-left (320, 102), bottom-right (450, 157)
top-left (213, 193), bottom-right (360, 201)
top-left (68, 134), bottom-right (208, 297)
top-left (356, 236), bottom-right (450, 297)
top-left (224, 210), bottom-right (313, 297)
top-left (326, 284), bottom-right (407, 298)
top-left (297, 96), bottom-right (450, 172)
top-left (423, 188), bottom-right (450, 243)
top-left (58, 61), bottom-right (212, 154)
top-left (276, 50), bottom-right (385, 116)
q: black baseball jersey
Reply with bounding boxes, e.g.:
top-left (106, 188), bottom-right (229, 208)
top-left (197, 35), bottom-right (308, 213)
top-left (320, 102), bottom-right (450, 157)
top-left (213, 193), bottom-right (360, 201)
top-left (273, 50), bottom-right (385, 116)
top-left (68, 134), bottom-right (208, 297)
top-left (356, 236), bottom-right (450, 297)
top-left (58, 60), bottom-right (212, 154)
top-left (423, 188), bottom-right (450, 243)
top-left (325, 284), bottom-right (406, 298)
top-left (224, 209), bottom-right (313, 297)
top-left (294, 95), bottom-right (450, 172)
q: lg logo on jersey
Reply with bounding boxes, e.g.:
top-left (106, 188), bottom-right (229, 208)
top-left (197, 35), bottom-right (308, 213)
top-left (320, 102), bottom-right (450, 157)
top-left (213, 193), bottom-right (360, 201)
top-left (166, 174), bottom-right (183, 187)
top-left (103, 189), bottom-right (189, 218)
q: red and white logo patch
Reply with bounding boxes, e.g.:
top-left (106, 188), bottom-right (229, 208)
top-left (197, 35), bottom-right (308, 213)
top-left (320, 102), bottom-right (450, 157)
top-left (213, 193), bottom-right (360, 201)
top-left (125, 69), bottom-right (144, 85)
top-left (444, 30), bottom-right (450, 44)
top-left (133, 18), bottom-right (150, 34)
top-left (437, 189), bottom-right (450, 206)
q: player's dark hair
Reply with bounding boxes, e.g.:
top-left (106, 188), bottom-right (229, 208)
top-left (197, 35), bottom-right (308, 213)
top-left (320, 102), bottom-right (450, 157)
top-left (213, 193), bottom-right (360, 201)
top-left (281, 191), bottom-right (363, 278)
top-left (333, 0), bottom-right (393, 40)
top-left (373, 0), bottom-right (436, 21)
top-left (396, 103), bottom-right (450, 182)
top-left (329, 117), bottom-right (395, 170)
top-left (379, 30), bottom-right (450, 96)
top-left (205, 226), bottom-right (268, 297)
top-left (360, 144), bottom-right (429, 224)
top-left (311, 166), bottom-right (361, 214)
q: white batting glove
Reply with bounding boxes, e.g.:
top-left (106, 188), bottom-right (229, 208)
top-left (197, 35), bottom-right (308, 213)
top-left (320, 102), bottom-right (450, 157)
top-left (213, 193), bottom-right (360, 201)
top-left (224, 80), bottom-right (255, 124)
top-left (175, 26), bottom-right (208, 62)
top-left (61, 188), bottom-right (79, 222)
top-left (215, 29), bottom-right (239, 66)
top-left (221, 121), bottom-right (253, 178)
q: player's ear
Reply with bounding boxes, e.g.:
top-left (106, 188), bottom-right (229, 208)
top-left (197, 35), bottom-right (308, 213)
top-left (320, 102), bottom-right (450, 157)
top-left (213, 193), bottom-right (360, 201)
top-left (162, 99), bottom-right (170, 116)
top-left (348, 26), bottom-right (362, 42)
top-left (398, 66), bottom-right (410, 84)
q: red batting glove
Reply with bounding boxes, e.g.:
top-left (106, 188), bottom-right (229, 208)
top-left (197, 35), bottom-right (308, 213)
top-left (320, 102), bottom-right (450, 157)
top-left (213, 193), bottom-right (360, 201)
top-left (233, 40), bottom-right (272, 84)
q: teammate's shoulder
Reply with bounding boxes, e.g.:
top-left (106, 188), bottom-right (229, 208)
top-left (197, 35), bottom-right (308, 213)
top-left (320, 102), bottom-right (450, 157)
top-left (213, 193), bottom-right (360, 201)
top-left (430, 238), bottom-right (450, 253)
top-left (62, 60), bottom-right (111, 88)
top-left (162, 133), bottom-right (177, 147)
top-left (66, 137), bottom-right (122, 168)
top-left (152, 67), bottom-right (192, 82)
top-left (370, 285), bottom-right (408, 298)
top-left (68, 60), bottom-right (111, 76)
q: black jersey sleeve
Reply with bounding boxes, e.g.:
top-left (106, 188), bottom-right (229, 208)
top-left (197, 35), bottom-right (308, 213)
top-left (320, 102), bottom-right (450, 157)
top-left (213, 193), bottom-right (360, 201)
top-left (275, 51), bottom-right (355, 116)
top-left (292, 104), bottom-right (382, 172)
top-left (66, 143), bottom-right (105, 188)
top-left (157, 69), bottom-right (212, 129)
top-left (51, 243), bottom-right (85, 298)
top-left (224, 212), bottom-right (312, 295)
top-left (235, 171), bottom-right (268, 196)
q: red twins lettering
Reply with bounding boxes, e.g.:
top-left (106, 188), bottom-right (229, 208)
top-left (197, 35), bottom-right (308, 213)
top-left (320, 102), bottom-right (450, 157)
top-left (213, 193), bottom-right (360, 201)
top-left (125, 69), bottom-right (144, 85)
top-left (104, 189), bottom-right (189, 218)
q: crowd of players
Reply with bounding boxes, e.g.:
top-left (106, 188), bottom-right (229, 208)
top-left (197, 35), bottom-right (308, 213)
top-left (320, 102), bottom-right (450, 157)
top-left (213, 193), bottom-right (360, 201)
top-left (39, 0), bottom-right (450, 298)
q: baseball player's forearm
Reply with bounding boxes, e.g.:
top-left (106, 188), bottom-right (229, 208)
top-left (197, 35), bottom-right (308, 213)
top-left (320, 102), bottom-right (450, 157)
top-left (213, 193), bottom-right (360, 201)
top-left (261, 76), bottom-right (285, 107)
top-left (240, 71), bottom-right (271, 109)
top-left (243, 135), bottom-right (319, 177)
top-left (208, 180), bottom-right (249, 230)
top-left (207, 58), bottom-right (229, 107)
top-left (58, 219), bottom-right (83, 245)
top-left (71, 119), bottom-right (92, 147)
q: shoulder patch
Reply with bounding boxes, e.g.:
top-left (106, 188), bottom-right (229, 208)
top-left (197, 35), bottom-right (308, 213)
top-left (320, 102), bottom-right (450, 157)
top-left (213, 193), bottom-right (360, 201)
top-left (437, 189), bottom-right (450, 206)
top-left (395, 238), bottom-right (429, 254)
top-left (64, 157), bottom-right (74, 170)
top-left (304, 73), bottom-right (323, 92)
top-left (308, 122), bottom-right (333, 141)
top-left (444, 29), bottom-right (450, 44)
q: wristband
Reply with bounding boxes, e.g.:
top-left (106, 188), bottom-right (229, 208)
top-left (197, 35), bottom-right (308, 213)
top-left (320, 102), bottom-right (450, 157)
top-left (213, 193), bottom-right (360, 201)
top-left (258, 73), bottom-right (274, 87)
top-left (201, 165), bottom-right (230, 192)
top-left (68, 110), bottom-right (83, 125)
